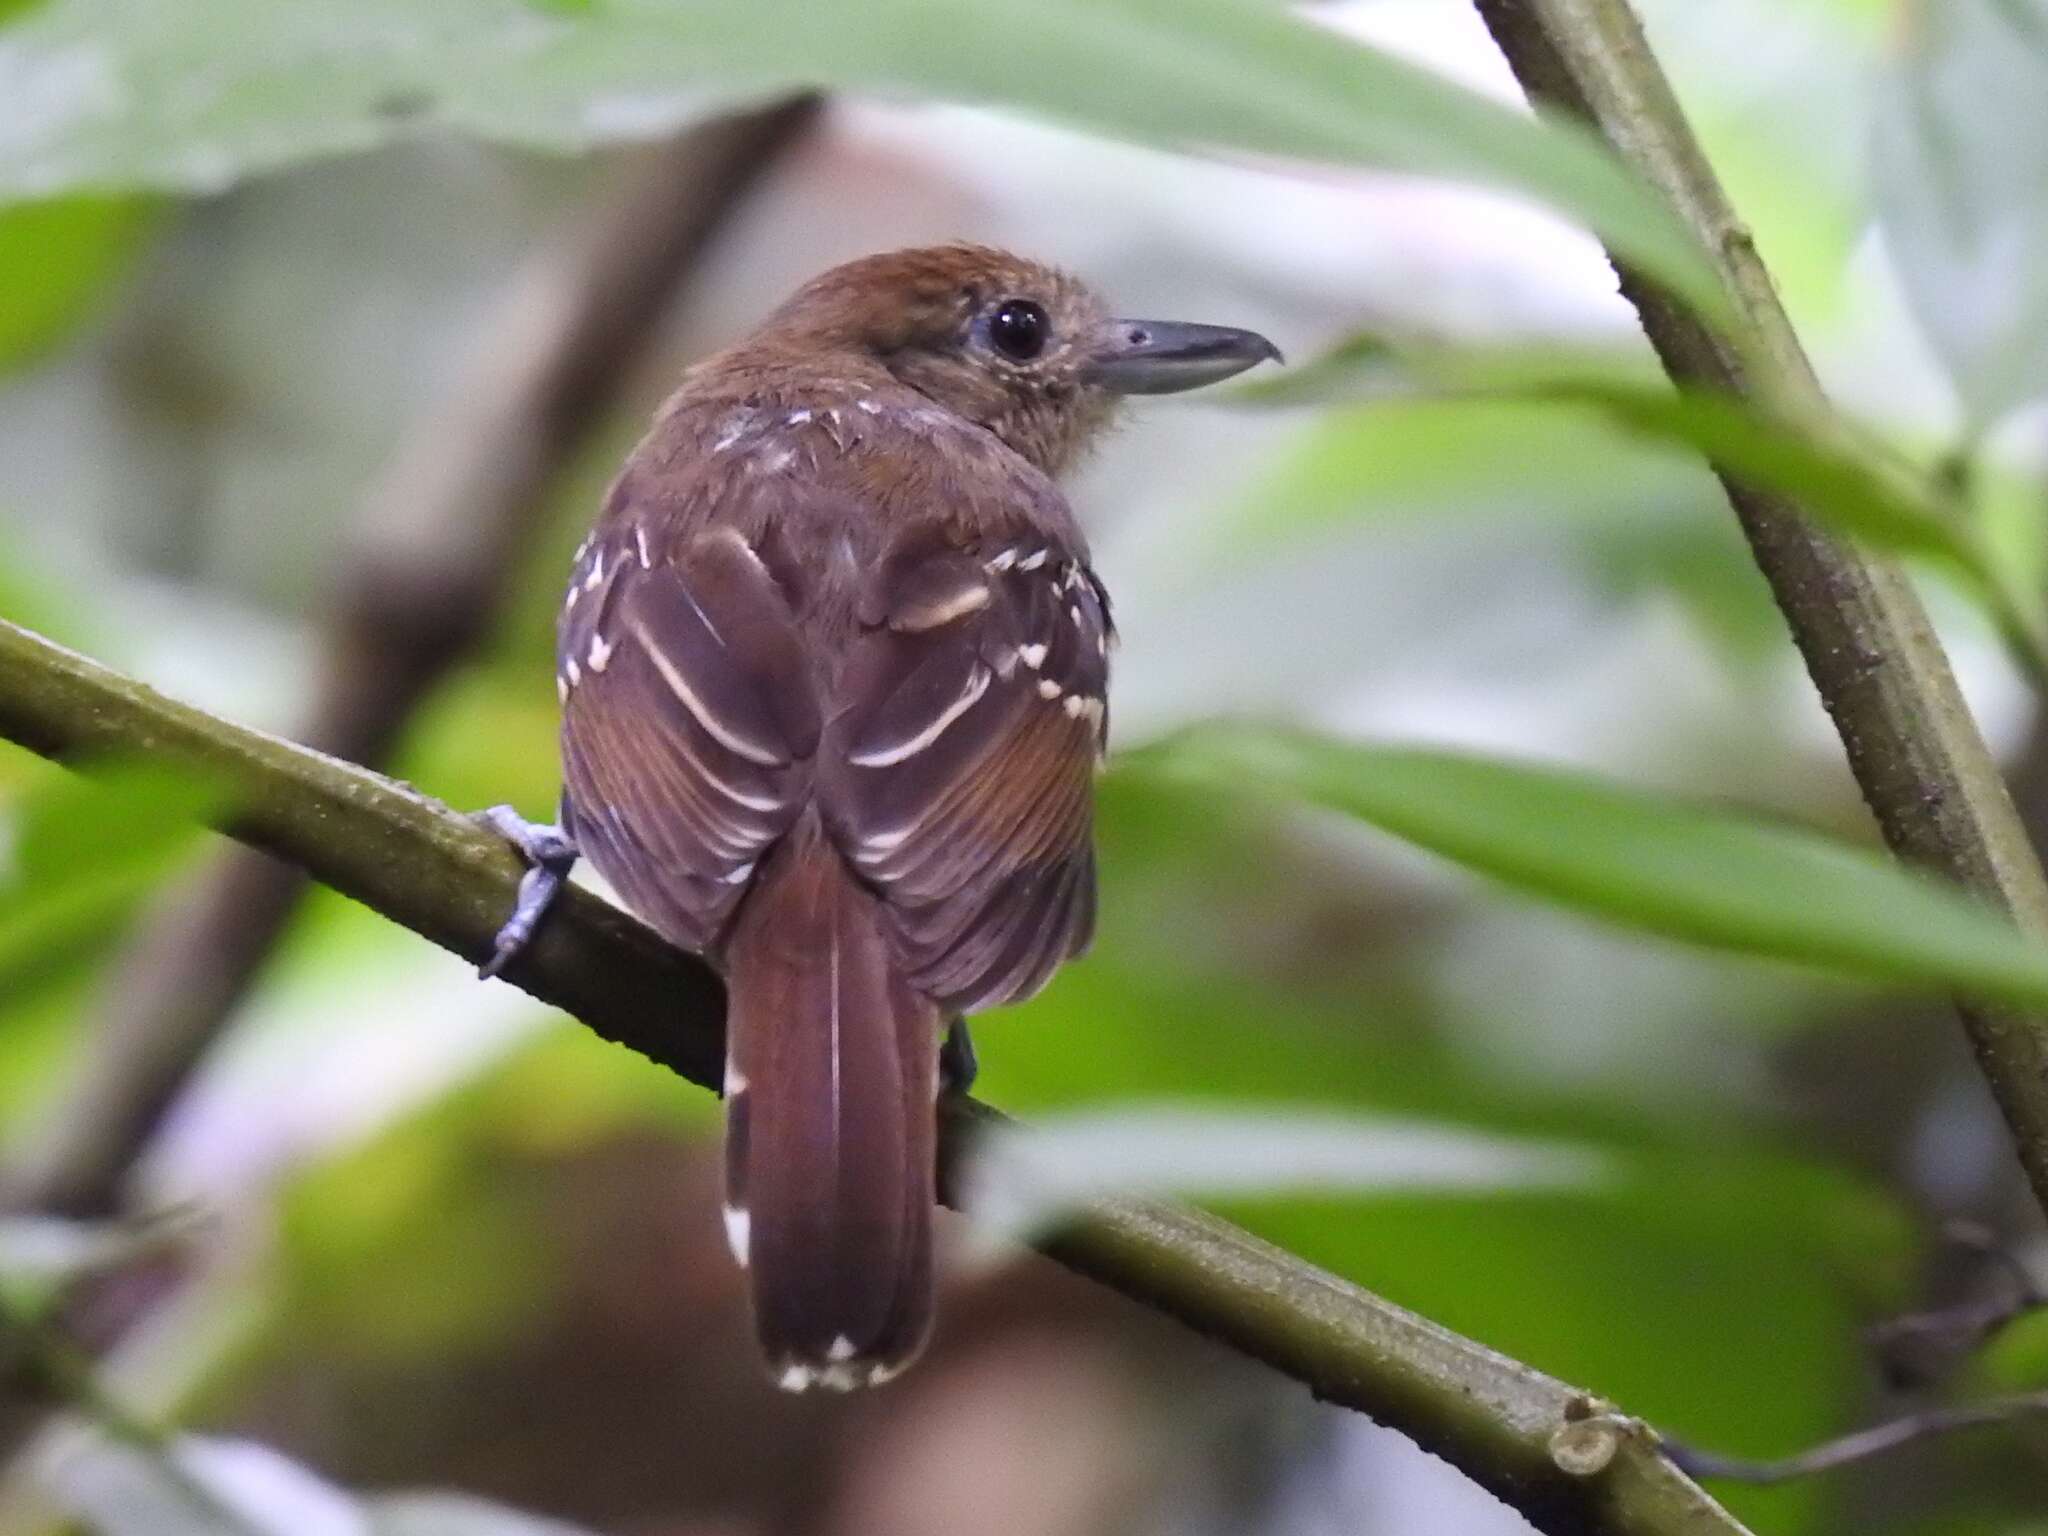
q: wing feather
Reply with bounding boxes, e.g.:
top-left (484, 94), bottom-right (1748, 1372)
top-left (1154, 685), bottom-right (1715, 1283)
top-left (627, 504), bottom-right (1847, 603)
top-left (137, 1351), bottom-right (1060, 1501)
top-left (559, 521), bottom-right (815, 952)
top-left (824, 531), bottom-right (1111, 1016)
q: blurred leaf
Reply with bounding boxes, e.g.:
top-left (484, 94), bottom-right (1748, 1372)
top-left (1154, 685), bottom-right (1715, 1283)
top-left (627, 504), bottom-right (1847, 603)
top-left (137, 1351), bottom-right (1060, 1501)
top-left (46, 1433), bottom-right (360, 1536)
top-left (0, 195), bottom-right (150, 375)
top-left (1874, 0), bottom-right (2048, 426)
top-left (967, 1104), bottom-right (1610, 1240)
top-left (1578, 508), bottom-right (1785, 665)
top-left (1133, 723), bottom-right (2048, 1006)
top-left (1982, 1303), bottom-right (2048, 1389)
top-left (0, 1208), bottom-right (202, 1318)
top-left (1232, 335), bottom-right (2046, 662)
top-left (1246, 334), bottom-right (1975, 566)
top-left (370, 1492), bottom-right (600, 1536)
top-left (0, 0), bottom-right (1721, 313)
top-left (44, 1431), bottom-right (605, 1536)
top-left (0, 760), bottom-right (220, 994)
top-left (1212, 395), bottom-right (1715, 553)
top-left (279, 1109), bottom-right (554, 1362)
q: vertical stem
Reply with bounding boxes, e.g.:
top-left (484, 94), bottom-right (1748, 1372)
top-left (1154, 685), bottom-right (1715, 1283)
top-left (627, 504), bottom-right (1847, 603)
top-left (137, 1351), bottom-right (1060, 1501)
top-left (1473, 0), bottom-right (2048, 1219)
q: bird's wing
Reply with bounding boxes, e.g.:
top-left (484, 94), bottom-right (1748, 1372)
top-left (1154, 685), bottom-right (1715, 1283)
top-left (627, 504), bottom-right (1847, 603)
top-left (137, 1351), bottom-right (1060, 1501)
top-left (557, 517), bottom-right (820, 953)
top-left (821, 524), bottom-right (1111, 1017)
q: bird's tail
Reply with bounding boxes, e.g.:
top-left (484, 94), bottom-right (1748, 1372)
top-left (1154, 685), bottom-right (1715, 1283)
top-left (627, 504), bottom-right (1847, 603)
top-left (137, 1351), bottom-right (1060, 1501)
top-left (720, 818), bottom-right (938, 1391)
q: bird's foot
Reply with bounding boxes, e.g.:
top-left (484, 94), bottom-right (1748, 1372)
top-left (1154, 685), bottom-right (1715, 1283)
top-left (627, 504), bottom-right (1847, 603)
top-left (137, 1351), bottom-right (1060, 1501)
top-left (940, 1018), bottom-right (978, 1096)
top-left (476, 804), bottom-right (578, 979)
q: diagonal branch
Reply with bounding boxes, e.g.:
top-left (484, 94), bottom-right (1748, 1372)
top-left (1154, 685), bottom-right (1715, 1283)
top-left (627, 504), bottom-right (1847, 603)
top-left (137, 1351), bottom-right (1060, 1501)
top-left (1472, 0), bottom-right (2048, 1221)
top-left (1, 94), bottom-right (821, 1218)
top-left (0, 617), bottom-right (1748, 1536)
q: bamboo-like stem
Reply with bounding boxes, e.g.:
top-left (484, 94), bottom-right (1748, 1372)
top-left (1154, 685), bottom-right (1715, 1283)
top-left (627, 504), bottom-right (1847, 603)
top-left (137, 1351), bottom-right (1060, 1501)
top-left (1472, 0), bottom-right (2048, 1219)
top-left (0, 617), bottom-right (1748, 1536)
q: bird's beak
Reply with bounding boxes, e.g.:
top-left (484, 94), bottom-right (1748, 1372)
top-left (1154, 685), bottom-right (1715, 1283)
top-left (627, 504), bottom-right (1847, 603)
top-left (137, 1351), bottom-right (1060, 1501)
top-left (1083, 320), bottom-right (1284, 396)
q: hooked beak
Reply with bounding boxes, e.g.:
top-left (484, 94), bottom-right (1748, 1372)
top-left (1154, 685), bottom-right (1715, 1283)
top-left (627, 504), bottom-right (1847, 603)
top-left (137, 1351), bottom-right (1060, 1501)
top-left (1083, 319), bottom-right (1284, 396)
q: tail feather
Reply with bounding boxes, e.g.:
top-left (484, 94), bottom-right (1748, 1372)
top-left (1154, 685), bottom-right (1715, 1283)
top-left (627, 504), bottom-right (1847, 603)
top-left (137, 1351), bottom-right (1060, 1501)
top-left (722, 820), bottom-right (938, 1390)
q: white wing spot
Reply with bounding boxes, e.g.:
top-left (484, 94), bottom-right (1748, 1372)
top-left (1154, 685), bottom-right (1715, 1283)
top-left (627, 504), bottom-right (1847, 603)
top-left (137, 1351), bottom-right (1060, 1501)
top-left (1063, 693), bottom-right (1086, 718)
top-left (724, 1064), bottom-right (748, 1097)
top-left (588, 632), bottom-right (614, 672)
top-left (723, 1204), bottom-right (750, 1267)
top-left (584, 550), bottom-right (605, 591)
top-left (630, 620), bottom-right (784, 766)
top-left (857, 398), bottom-right (882, 415)
top-left (986, 547), bottom-right (1018, 573)
top-left (723, 859), bottom-right (756, 885)
top-left (635, 525), bottom-right (652, 569)
top-left (828, 1335), bottom-right (858, 1362)
top-left (901, 582), bottom-right (990, 630)
top-left (849, 665), bottom-right (991, 767)
top-left (787, 408), bottom-right (812, 425)
top-left (1037, 678), bottom-right (1061, 700)
top-left (1019, 643), bottom-right (1047, 669)
top-left (566, 656), bottom-right (582, 687)
top-left (556, 675), bottom-right (569, 703)
top-left (777, 1363), bottom-right (813, 1392)
top-left (1068, 603), bottom-right (1083, 626)
top-left (713, 410), bottom-right (755, 452)
top-left (1018, 548), bottom-right (1049, 572)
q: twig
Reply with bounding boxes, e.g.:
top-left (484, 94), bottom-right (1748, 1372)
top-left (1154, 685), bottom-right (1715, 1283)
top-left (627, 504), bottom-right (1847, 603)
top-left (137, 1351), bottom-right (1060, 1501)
top-left (1868, 1221), bottom-right (2045, 1389)
top-left (0, 617), bottom-right (1750, 1536)
top-left (1664, 1393), bottom-right (2048, 1485)
top-left (2, 95), bottom-right (821, 1219)
top-left (1471, 0), bottom-right (2048, 1221)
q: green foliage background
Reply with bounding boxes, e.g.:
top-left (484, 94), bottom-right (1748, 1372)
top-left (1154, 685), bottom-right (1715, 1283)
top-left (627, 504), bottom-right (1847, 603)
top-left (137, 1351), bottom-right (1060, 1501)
top-left (3, 0), bottom-right (2047, 1532)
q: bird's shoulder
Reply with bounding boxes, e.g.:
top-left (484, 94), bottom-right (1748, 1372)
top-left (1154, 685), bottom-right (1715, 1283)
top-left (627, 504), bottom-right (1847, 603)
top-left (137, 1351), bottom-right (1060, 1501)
top-left (608, 368), bottom-right (1085, 561)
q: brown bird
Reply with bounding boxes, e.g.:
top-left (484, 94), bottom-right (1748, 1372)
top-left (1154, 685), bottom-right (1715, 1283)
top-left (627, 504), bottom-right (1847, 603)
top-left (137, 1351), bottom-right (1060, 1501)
top-left (481, 244), bottom-right (1278, 1390)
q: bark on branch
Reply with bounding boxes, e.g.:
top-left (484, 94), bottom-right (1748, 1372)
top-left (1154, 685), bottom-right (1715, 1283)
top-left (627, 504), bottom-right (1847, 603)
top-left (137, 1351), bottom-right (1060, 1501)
top-left (0, 617), bottom-right (1748, 1536)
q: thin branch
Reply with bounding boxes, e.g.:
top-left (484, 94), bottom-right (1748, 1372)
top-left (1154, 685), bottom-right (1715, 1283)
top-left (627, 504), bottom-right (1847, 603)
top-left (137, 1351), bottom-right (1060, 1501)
top-left (1869, 1221), bottom-right (2045, 1389)
top-left (1471, 0), bottom-right (2048, 1221)
top-left (1664, 1393), bottom-right (2048, 1485)
top-left (1, 94), bottom-right (821, 1219)
top-left (0, 618), bottom-right (1749, 1536)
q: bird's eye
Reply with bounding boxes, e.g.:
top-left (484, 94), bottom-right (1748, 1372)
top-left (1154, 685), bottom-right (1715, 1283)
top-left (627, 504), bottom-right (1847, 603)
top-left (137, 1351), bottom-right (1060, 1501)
top-left (989, 298), bottom-right (1050, 362)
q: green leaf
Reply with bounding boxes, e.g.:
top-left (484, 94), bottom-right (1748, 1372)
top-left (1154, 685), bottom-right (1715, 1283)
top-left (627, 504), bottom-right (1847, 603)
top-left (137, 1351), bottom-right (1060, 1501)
top-left (0, 196), bottom-right (151, 374)
top-left (0, 0), bottom-right (1722, 315)
top-left (1243, 335), bottom-right (1973, 568)
top-left (1133, 723), bottom-right (2048, 1006)
top-left (0, 759), bottom-right (221, 991)
top-left (966, 1104), bottom-right (1610, 1240)
top-left (1228, 334), bottom-right (2048, 667)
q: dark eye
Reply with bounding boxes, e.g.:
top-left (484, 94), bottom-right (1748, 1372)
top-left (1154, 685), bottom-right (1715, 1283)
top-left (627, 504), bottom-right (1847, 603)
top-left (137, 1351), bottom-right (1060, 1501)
top-left (989, 298), bottom-right (1049, 361)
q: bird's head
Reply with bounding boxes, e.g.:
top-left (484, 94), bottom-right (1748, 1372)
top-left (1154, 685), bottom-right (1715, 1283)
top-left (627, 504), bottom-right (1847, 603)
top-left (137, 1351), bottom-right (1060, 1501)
top-left (752, 244), bottom-right (1281, 477)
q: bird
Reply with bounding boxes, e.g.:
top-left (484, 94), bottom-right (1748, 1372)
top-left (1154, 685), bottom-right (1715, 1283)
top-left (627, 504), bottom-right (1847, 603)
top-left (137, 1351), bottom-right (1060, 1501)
top-left (479, 244), bottom-right (1279, 1392)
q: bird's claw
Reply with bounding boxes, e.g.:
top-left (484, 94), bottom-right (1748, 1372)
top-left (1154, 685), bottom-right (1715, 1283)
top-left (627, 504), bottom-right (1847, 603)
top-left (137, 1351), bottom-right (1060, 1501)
top-left (940, 1018), bottom-right (978, 1096)
top-left (476, 804), bottom-right (578, 979)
